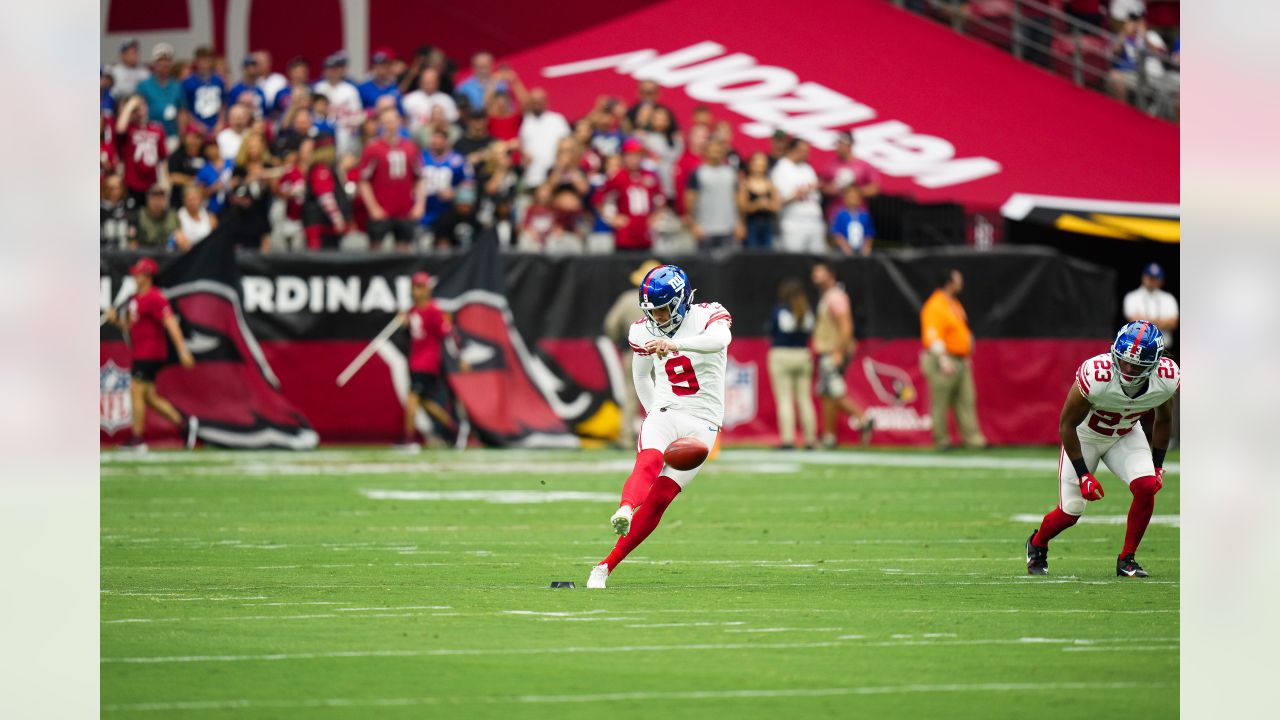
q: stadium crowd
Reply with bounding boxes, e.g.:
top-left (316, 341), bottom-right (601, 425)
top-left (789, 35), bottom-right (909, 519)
top-left (101, 42), bottom-right (882, 256)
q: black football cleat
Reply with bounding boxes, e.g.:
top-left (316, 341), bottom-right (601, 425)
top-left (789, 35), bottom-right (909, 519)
top-left (1026, 532), bottom-right (1049, 576)
top-left (1116, 554), bottom-right (1149, 577)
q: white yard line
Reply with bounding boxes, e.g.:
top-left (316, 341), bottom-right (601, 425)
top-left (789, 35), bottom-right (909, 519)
top-left (102, 681), bottom-right (1164, 712)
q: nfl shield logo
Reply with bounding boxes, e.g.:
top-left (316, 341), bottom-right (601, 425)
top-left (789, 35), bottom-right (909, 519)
top-left (100, 360), bottom-right (132, 434)
top-left (722, 358), bottom-right (757, 429)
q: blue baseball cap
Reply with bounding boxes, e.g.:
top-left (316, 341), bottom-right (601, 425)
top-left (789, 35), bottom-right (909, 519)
top-left (323, 51), bottom-right (348, 68)
top-left (1143, 262), bottom-right (1164, 279)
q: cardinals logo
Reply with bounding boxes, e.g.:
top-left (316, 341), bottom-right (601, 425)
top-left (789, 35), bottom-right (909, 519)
top-left (862, 357), bottom-right (918, 406)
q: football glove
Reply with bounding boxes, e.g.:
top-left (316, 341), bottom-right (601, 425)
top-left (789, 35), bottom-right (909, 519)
top-left (1079, 473), bottom-right (1105, 501)
top-left (1155, 467), bottom-right (1164, 483)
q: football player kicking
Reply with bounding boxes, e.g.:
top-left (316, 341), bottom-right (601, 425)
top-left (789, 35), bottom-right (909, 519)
top-left (587, 264), bottom-right (732, 589)
top-left (1026, 321), bottom-right (1179, 578)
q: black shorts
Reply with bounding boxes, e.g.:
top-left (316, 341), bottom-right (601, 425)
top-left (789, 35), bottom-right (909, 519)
top-left (367, 218), bottom-right (417, 245)
top-left (410, 372), bottom-right (445, 404)
top-left (131, 359), bottom-right (165, 383)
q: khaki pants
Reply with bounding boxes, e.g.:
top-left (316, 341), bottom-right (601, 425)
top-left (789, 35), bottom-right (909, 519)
top-left (768, 347), bottom-right (817, 447)
top-left (920, 352), bottom-right (986, 449)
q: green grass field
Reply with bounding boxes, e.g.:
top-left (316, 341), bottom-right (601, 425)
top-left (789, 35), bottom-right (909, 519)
top-left (101, 447), bottom-right (1179, 718)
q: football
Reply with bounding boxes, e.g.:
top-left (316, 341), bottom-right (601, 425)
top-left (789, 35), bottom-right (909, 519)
top-left (664, 437), bottom-right (709, 471)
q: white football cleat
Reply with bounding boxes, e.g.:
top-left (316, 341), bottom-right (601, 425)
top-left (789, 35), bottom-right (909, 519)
top-left (587, 563), bottom-right (609, 589)
top-left (610, 505), bottom-right (634, 536)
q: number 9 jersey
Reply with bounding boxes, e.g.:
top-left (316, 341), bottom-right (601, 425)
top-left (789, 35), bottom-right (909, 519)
top-left (629, 302), bottom-right (733, 426)
top-left (1074, 353), bottom-right (1180, 441)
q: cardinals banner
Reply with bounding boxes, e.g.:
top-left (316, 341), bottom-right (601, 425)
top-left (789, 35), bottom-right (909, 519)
top-left (102, 243), bottom-right (1120, 447)
top-left (100, 231), bottom-right (319, 449)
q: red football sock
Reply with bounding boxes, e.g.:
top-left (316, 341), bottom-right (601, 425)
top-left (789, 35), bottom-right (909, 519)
top-left (1032, 506), bottom-right (1080, 548)
top-left (619, 448), bottom-right (665, 509)
top-left (603, 476), bottom-right (681, 571)
top-left (1122, 475), bottom-right (1161, 557)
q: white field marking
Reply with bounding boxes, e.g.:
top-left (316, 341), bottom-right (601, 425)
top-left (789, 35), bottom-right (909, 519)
top-left (102, 641), bottom-right (857, 664)
top-left (1011, 513), bottom-right (1180, 528)
top-left (107, 460), bottom-right (798, 478)
top-left (501, 610), bottom-right (612, 617)
top-left (361, 489), bottom-right (618, 504)
top-left (896, 608), bottom-right (1177, 615)
top-left (725, 627), bottom-right (843, 634)
top-left (101, 681), bottom-right (1163, 712)
top-left (630, 621), bottom-right (746, 628)
top-left (865, 637), bottom-right (1179, 648)
top-left (334, 606), bottom-right (451, 612)
top-left (537, 617), bottom-right (644, 623)
top-left (102, 611), bottom-right (451, 624)
top-left (923, 633), bottom-right (958, 638)
top-left (837, 635), bottom-right (866, 640)
top-left (241, 601), bottom-right (343, 607)
top-left (719, 449), bottom-right (1181, 474)
top-left (1062, 645), bottom-right (1179, 652)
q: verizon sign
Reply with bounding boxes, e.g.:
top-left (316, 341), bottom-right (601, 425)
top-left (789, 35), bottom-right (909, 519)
top-left (543, 41), bottom-right (1001, 189)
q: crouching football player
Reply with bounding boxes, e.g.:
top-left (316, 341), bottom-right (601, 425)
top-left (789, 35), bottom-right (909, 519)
top-left (587, 265), bottom-right (732, 589)
top-left (1026, 321), bottom-right (1179, 577)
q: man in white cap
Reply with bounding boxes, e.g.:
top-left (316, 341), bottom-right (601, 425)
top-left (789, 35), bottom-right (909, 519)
top-left (111, 39), bottom-right (151, 99)
top-left (137, 43), bottom-right (182, 153)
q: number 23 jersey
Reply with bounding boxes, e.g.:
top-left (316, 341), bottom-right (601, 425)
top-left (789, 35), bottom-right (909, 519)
top-left (628, 302), bottom-right (733, 425)
top-left (1074, 353), bottom-right (1180, 441)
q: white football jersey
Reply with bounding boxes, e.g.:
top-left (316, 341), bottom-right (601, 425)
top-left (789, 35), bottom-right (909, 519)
top-left (1074, 353), bottom-right (1180, 441)
top-left (628, 302), bottom-right (733, 426)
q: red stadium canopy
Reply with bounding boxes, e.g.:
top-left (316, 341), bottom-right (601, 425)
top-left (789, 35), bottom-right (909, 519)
top-left (501, 0), bottom-right (1178, 211)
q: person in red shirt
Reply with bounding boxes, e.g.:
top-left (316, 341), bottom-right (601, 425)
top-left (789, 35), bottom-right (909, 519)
top-left (299, 139), bottom-right (350, 250)
top-left (103, 257), bottom-right (198, 451)
top-left (116, 95), bottom-right (170, 208)
top-left (395, 272), bottom-right (457, 449)
top-left (598, 138), bottom-right (665, 251)
top-left (820, 130), bottom-right (880, 220)
top-left (357, 107), bottom-right (426, 251)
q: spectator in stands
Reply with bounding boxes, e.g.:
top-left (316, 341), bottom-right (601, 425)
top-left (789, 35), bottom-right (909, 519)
top-left (404, 67), bottom-right (459, 136)
top-left (110, 39), bottom-right (150, 100)
top-left (771, 139), bottom-right (827, 254)
top-left (626, 80), bottom-right (674, 133)
top-left (672, 123), bottom-right (710, 218)
top-left (539, 138), bottom-right (590, 208)
top-left (274, 147), bottom-right (307, 250)
top-left (316, 52), bottom-right (363, 157)
top-left (115, 95), bottom-right (169, 208)
top-left (477, 142), bottom-right (522, 238)
top-left (820, 130), bottom-right (880, 218)
top-left (920, 268), bottom-right (986, 451)
top-left (100, 66), bottom-right (116, 118)
top-left (767, 129), bottom-right (791, 170)
top-left (217, 105), bottom-right (252, 165)
top-left (432, 185), bottom-right (481, 249)
top-left (485, 86), bottom-right (523, 145)
top-left (181, 46), bottom-right (225, 136)
top-left (219, 181), bottom-right (272, 251)
top-left (1108, 0), bottom-right (1147, 31)
top-left (690, 105), bottom-right (715, 132)
top-left (253, 50), bottom-right (289, 109)
top-left (1108, 12), bottom-right (1168, 104)
top-left (166, 129), bottom-right (207, 208)
top-left (273, 106), bottom-right (320, 157)
top-left (455, 52), bottom-right (507, 113)
top-left (269, 57), bottom-right (313, 123)
top-left (228, 56), bottom-right (268, 118)
top-left (684, 139), bottom-right (742, 251)
top-left (177, 185), bottom-right (216, 249)
top-left (830, 185), bottom-right (875, 256)
top-left (518, 87), bottom-right (571, 188)
top-left (598, 138), bottom-right (665, 251)
top-left (588, 97), bottom-right (626, 157)
top-left (421, 129), bottom-right (470, 229)
top-left (812, 261), bottom-right (872, 446)
top-left (1064, 0), bottom-right (1106, 29)
top-left (768, 277), bottom-right (818, 450)
top-left (358, 107), bottom-right (425, 251)
top-left (713, 120), bottom-right (743, 170)
top-left (135, 185), bottom-right (180, 249)
top-left (738, 152), bottom-right (780, 250)
top-left (196, 139), bottom-right (234, 214)
top-left (100, 175), bottom-right (137, 249)
top-left (299, 138), bottom-right (350, 250)
top-left (137, 43), bottom-right (181, 150)
top-left (455, 112), bottom-right (495, 167)
top-left (100, 115), bottom-right (119, 179)
top-left (360, 48), bottom-right (403, 110)
top-left (1123, 261), bottom-right (1179, 344)
top-left (310, 93), bottom-right (337, 138)
top-left (637, 106), bottom-right (683, 197)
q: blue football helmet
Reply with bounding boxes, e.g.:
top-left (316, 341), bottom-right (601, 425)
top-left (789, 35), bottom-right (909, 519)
top-left (1111, 321), bottom-right (1165, 390)
top-left (638, 264), bottom-right (694, 336)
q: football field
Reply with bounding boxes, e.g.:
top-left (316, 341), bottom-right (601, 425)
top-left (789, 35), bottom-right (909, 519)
top-left (101, 447), bottom-right (1179, 718)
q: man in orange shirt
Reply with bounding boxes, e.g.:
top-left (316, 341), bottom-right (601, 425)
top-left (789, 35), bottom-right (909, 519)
top-left (920, 269), bottom-right (986, 451)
